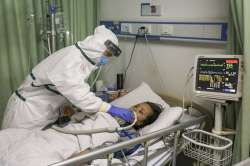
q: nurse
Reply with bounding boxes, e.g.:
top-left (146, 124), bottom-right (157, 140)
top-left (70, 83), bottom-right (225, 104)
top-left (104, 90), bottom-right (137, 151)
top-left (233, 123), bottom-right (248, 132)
top-left (2, 25), bottom-right (134, 130)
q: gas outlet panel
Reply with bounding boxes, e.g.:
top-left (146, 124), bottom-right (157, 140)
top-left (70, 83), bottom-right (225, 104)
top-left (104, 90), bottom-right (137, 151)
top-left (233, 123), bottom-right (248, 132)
top-left (100, 20), bottom-right (228, 44)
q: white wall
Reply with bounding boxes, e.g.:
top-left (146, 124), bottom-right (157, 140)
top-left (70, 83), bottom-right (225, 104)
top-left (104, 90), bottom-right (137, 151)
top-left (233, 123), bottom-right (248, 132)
top-left (100, 0), bottom-right (229, 21)
top-left (100, 0), bottom-right (229, 109)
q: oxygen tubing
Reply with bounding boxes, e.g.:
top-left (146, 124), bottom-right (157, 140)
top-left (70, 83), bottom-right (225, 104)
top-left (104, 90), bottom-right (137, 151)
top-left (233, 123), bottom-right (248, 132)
top-left (51, 112), bottom-right (137, 135)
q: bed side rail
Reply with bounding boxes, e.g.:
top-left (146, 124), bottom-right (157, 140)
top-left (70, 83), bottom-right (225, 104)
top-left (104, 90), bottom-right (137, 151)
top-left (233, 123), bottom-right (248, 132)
top-left (49, 115), bottom-right (207, 166)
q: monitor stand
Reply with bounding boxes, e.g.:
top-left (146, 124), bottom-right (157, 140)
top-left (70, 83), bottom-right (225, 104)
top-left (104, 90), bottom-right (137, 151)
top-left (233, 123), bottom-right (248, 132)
top-left (212, 102), bottom-right (236, 136)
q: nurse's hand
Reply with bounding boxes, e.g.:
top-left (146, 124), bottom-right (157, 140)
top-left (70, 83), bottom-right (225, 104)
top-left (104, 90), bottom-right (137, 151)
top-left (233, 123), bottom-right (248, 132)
top-left (107, 105), bottom-right (135, 123)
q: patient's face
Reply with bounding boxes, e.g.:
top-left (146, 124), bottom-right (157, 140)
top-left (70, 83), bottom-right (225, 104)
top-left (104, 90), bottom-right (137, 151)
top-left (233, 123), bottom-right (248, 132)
top-left (131, 103), bottom-right (154, 126)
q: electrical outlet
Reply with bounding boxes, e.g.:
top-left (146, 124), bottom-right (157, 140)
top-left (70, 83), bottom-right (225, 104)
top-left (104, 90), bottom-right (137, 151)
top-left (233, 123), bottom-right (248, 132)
top-left (137, 24), bottom-right (152, 34)
top-left (121, 23), bottom-right (132, 34)
top-left (138, 26), bottom-right (148, 34)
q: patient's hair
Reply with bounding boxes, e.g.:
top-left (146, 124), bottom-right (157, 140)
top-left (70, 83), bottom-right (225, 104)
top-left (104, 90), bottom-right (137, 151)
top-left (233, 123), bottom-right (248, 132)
top-left (134, 102), bottom-right (162, 129)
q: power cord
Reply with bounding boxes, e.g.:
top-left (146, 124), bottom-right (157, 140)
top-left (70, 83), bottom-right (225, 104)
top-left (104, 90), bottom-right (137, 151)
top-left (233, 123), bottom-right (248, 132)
top-left (123, 26), bottom-right (148, 85)
top-left (137, 26), bottom-right (148, 36)
top-left (123, 35), bottom-right (138, 84)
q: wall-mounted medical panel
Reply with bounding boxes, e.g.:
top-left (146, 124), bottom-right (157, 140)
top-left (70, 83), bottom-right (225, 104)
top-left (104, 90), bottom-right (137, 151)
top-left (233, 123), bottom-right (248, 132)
top-left (100, 21), bottom-right (228, 44)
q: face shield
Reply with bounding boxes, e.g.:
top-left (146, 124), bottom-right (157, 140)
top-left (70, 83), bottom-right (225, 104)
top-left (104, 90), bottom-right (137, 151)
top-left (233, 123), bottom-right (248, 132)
top-left (104, 40), bottom-right (122, 57)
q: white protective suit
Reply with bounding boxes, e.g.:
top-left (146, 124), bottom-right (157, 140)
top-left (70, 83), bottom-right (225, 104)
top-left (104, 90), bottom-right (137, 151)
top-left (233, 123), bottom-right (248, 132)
top-left (2, 25), bottom-right (117, 129)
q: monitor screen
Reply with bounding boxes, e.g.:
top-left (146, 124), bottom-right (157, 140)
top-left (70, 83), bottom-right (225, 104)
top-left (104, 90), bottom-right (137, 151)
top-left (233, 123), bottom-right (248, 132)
top-left (195, 58), bottom-right (239, 94)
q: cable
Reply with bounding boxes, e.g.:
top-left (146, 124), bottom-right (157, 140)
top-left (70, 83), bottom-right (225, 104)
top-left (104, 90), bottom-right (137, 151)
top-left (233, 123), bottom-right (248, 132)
top-left (144, 34), bottom-right (167, 92)
top-left (187, 78), bottom-right (194, 111)
top-left (144, 34), bottom-right (195, 112)
top-left (182, 66), bottom-right (194, 111)
top-left (124, 36), bottom-right (138, 84)
top-left (123, 27), bottom-right (151, 85)
top-left (182, 68), bottom-right (193, 110)
top-left (121, 150), bottom-right (131, 166)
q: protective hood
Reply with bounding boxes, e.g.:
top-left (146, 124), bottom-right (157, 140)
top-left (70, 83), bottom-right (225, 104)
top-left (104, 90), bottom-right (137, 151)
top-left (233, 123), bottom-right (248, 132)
top-left (78, 25), bottom-right (119, 60)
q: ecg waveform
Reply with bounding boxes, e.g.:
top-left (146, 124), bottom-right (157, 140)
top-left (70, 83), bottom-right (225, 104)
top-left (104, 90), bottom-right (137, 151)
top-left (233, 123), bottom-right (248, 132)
top-left (198, 74), bottom-right (224, 89)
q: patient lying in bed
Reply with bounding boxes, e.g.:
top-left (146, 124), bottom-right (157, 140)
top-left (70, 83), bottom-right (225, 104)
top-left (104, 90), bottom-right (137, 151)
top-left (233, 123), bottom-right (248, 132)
top-left (0, 101), bottom-right (162, 166)
top-left (71, 102), bottom-right (162, 158)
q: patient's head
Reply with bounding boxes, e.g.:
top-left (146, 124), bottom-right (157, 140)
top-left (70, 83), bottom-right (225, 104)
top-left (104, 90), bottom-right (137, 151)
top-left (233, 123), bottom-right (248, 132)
top-left (131, 102), bottom-right (162, 129)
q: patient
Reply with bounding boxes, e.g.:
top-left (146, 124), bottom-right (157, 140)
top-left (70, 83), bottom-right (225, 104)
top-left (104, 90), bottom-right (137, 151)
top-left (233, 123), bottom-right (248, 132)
top-left (65, 101), bottom-right (162, 158)
top-left (122, 102), bottom-right (161, 129)
top-left (114, 102), bottom-right (162, 159)
top-left (58, 101), bottom-right (161, 130)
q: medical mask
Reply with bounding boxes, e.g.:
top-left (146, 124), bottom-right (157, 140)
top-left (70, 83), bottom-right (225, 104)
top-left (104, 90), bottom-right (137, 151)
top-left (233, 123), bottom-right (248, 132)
top-left (98, 56), bottom-right (109, 66)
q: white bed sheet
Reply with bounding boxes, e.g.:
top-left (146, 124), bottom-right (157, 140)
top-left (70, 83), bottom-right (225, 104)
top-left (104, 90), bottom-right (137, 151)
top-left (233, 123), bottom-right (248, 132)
top-left (0, 112), bottom-right (119, 166)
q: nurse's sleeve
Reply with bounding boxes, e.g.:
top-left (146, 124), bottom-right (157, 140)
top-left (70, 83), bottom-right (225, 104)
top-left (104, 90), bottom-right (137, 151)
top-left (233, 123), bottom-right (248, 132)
top-left (47, 54), bottom-right (110, 113)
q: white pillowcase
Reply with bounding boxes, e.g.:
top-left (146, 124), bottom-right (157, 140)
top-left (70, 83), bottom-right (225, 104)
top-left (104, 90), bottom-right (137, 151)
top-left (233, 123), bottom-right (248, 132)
top-left (111, 82), bottom-right (183, 135)
top-left (140, 107), bottom-right (183, 135)
top-left (111, 82), bottom-right (169, 110)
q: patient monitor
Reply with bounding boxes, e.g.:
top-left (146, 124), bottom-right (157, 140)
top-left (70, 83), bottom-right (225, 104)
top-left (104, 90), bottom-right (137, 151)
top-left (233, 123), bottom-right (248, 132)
top-left (193, 54), bottom-right (242, 135)
top-left (193, 54), bottom-right (242, 101)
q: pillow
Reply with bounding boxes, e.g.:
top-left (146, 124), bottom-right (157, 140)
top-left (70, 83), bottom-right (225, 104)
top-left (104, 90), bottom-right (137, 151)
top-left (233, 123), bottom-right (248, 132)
top-left (111, 82), bottom-right (183, 135)
top-left (111, 82), bottom-right (169, 110)
top-left (140, 107), bottom-right (183, 135)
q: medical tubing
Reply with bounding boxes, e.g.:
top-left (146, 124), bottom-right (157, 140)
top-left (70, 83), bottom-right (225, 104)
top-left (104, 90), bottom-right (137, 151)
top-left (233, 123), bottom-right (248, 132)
top-left (117, 112), bottom-right (137, 131)
top-left (42, 40), bottom-right (51, 55)
top-left (51, 112), bottom-right (137, 135)
top-left (90, 66), bottom-right (102, 89)
top-left (47, 34), bottom-right (52, 55)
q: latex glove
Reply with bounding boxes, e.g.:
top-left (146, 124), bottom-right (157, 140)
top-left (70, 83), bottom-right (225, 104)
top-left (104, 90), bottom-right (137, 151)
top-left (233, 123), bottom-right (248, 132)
top-left (107, 105), bottom-right (135, 123)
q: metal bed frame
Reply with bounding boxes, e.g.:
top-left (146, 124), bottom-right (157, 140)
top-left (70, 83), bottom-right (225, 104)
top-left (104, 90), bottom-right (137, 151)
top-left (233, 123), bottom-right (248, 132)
top-left (50, 115), bottom-right (207, 166)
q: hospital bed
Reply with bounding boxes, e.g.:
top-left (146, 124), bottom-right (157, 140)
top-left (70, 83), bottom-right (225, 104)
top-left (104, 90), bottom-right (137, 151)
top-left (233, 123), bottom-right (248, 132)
top-left (50, 111), bottom-right (207, 166)
top-left (0, 82), bottom-right (210, 166)
top-left (49, 82), bottom-right (210, 166)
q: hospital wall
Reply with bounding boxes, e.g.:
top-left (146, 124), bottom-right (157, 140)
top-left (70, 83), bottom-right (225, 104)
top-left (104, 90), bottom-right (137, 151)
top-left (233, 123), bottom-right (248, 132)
top-left (99, 0), bottom-right (229, 110)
